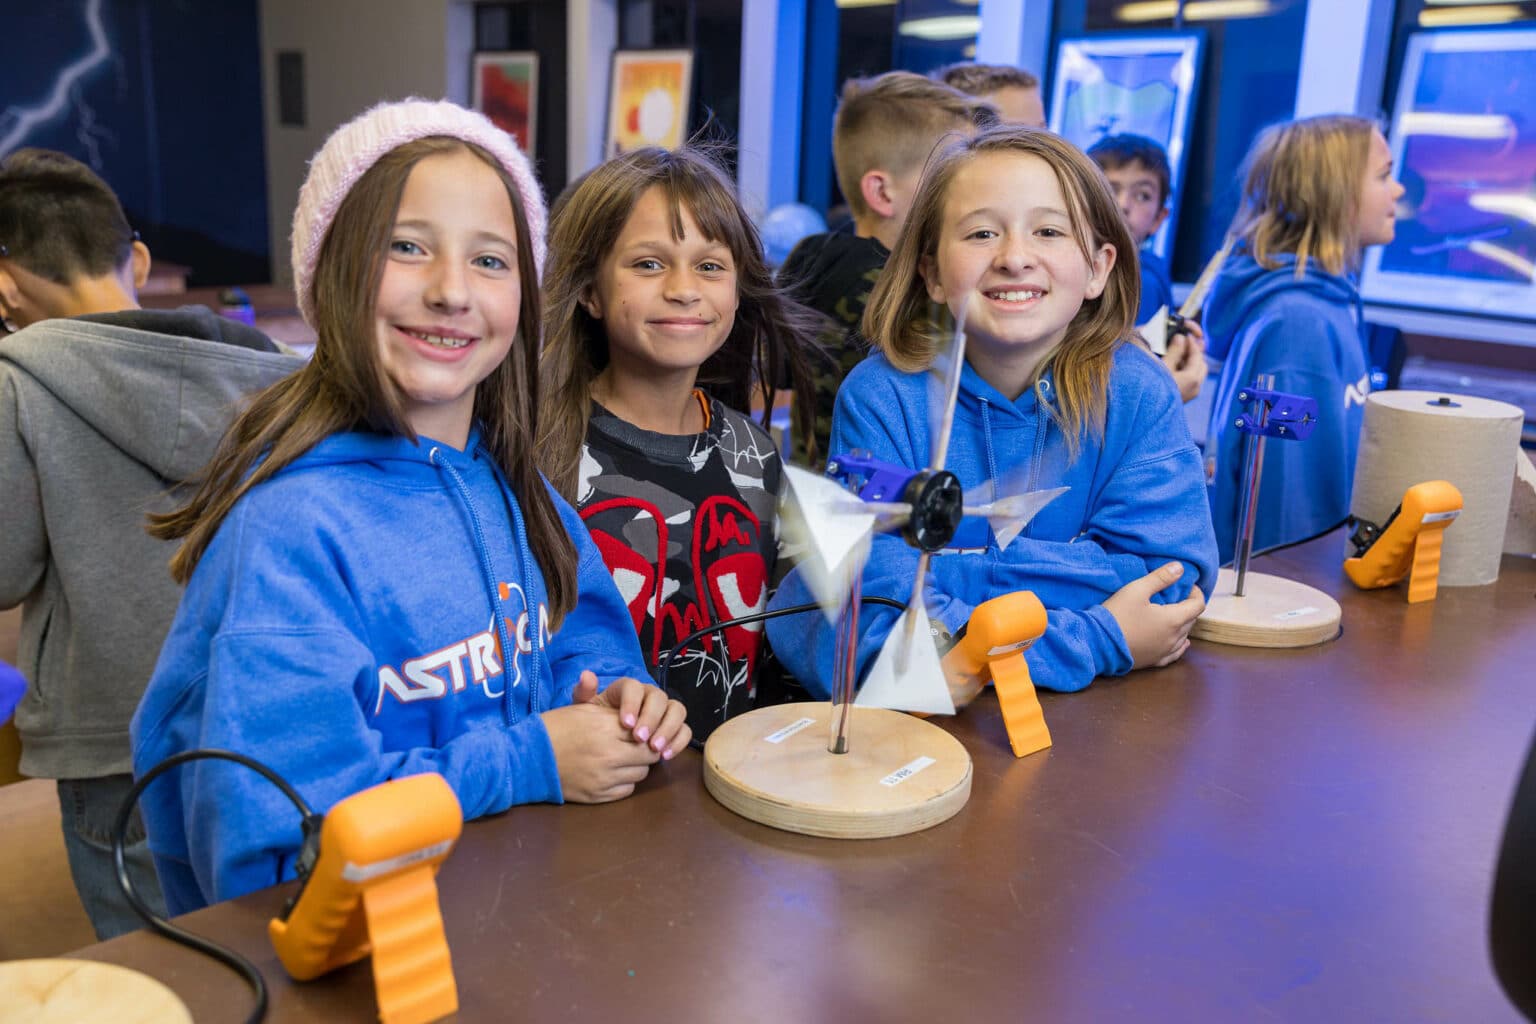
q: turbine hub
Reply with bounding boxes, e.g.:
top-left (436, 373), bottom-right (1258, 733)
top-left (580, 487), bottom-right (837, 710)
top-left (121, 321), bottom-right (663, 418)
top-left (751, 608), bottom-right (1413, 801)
top-left (901, 470), bottom-right (963, 552)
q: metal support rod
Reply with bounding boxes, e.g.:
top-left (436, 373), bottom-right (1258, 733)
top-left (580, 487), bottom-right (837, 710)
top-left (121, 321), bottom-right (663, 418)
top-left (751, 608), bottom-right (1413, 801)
top-left (1232, 372), bottom-right (1275, 597)
top-left (828, 573), bottom-right (861, 754)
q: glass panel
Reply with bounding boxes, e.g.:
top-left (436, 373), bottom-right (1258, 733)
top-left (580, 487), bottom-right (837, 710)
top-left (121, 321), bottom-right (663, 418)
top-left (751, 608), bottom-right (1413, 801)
top-left (1052, 0), bottom-right (1310, 282)
top-left (894, 0), bottom-right (981, 74)
top-left (1381, 0), bottom-right (1536, 117)
top-left (798, 0), bottom-right (975, 217)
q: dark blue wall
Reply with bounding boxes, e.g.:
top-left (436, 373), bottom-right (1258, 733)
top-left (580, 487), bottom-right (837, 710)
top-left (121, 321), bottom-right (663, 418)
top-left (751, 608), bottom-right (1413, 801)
top-left (1, 0), bottom-right (268, 285)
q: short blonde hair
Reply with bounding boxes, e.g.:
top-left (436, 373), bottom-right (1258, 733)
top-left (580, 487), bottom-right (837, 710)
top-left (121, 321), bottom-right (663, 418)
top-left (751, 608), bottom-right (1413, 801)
top-left (1231, 114), bottom-right (1377, 277)
top-left (832, 71), bottom-right (995, 221)
top-left (863, 126), bottom-right (1137, 456)
top-left (933, 62), bottom-right (1038, 96)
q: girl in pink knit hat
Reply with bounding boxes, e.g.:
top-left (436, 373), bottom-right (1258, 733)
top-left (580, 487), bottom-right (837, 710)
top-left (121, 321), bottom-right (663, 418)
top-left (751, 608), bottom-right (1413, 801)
top-left (133, 99), bottom-right (688, 914)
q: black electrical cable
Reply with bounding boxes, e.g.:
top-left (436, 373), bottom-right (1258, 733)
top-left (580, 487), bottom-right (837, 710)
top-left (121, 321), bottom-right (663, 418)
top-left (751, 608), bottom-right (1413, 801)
top-left (113, 749), bottom-right (320, 1024)
top-left (656, 596), bottom-right (909, 746)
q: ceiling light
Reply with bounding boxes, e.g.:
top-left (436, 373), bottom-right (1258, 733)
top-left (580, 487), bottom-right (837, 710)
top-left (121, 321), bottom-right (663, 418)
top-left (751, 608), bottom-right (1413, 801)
top-left (1117, 0), bottom-right (1273, 22)
top-left (1419, 4), bottom-right (1526, 25)
top-left (897, 15), bottom-right (980, 39)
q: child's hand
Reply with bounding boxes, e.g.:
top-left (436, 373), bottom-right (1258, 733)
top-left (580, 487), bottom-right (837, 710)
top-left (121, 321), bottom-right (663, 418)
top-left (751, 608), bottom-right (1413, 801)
top-left (1163, 321), bottom-right (1207, 403)
top-left (572, 671), bottom-right (692, 761)
top-left (1103, 562), bottom-right (1206, 669)
top-left (541, 698), bottom-right (660, 803)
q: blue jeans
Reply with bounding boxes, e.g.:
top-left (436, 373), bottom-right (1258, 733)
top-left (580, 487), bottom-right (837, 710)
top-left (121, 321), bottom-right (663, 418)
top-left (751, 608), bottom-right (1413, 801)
top-left (57, 774), bottom-right (168, 941)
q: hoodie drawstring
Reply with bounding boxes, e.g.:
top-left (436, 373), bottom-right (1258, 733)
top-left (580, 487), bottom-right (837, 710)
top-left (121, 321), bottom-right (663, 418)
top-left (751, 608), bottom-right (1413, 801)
top-left (504, 484), bottom-right (544, 715)
top-left (978, 398), bottom-right (1000, 492)
top-left (1030, 378), bottom-right (1054, 494)
top-left (430, 446), bottom-right (529, 727)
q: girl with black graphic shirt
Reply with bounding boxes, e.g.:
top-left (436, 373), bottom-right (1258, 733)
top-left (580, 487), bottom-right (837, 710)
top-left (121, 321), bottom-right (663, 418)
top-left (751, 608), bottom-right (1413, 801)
top-left (538, 147), bottom-right (820, 739)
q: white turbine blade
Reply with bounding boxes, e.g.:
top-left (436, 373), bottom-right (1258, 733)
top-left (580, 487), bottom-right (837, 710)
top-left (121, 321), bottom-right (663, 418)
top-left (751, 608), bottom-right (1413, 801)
top-left (1137, 304), bottom-right (1170, 356)
top-left (965, 485), bottom-right (1070, 550)
top-left (963, 480), bottom-right (995, 506)
top-left (780, 465), bottom-right (877, 621)
top-left (927, 297), bottom-right (970, 476)
top-left (854, 602), bottom-right (956, 716)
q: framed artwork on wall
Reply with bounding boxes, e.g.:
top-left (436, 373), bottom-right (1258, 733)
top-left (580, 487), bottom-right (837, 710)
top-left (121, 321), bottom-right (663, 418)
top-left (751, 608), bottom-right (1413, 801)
top-left (1048, 32), bottom-right (1204, 262)
top-left (606, 49), bottom-right (694, 157)
top-left (472, 51), bottom-right (539, 154)
top-left (1362, 26), bottom-right (1536, 323)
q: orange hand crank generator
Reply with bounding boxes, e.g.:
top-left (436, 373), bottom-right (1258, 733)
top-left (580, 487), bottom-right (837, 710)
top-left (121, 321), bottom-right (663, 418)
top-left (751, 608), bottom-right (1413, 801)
top-left (1344, 480), bottom-right (1463, 603)
top-left (942, 591), bottom-right (1052, 758)
top-left (269, 772), bottom-right (463, 1024)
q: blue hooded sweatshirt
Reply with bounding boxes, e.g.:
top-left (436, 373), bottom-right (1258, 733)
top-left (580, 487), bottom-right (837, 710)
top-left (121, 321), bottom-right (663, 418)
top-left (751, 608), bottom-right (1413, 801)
top-left (1203, 251), bottom-right (1371, 562)
top-left (766, 344), bottom-right (1218, 696)
top-left (131, 427), bottom-right (649, 914)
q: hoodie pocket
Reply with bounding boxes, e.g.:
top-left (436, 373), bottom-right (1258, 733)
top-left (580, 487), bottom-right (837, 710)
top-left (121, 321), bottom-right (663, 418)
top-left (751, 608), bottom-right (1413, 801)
top-left (26, 604), bottom-right (53, 707)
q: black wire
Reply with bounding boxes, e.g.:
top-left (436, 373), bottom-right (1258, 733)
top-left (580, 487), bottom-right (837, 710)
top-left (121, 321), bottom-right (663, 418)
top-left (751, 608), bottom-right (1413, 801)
top-left (656, 596), bottom-right (908, 746)
top-left (1222, 516), bottom-right (1353, 567)
top-left (114, 749), bottom-right (317, 1024)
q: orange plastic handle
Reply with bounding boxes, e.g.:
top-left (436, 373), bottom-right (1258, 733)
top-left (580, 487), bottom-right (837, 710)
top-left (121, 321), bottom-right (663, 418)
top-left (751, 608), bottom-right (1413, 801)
top-left (269, 772), bottom-right (462, 1023)
top-left (1345, 480), bottom-right (1463, 603)
top-left (945, 592), bottom-right (1052, 758)
top-left (955, 591), bottom-right (1049, 666)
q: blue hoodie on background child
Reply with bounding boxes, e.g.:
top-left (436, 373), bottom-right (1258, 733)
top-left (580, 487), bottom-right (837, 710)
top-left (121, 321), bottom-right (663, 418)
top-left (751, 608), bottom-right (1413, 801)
top-left (1204, 115), bottom-right (1403, 562)
top-left (768, 127), bottom-right (1216, 698)
top-left (1203, 250), bottom-right (1370, 561)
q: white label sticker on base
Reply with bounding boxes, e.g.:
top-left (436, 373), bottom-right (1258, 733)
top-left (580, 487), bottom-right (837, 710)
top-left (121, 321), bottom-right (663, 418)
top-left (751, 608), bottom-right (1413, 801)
top-left (1422, 510), bottom-right (1460, 524)
top-left (1274, 606), bottom-right (1320, 620)
top-left (881, 756), bottom-right (937, 787)
top-left (764, 717), bottom-right (815, 744)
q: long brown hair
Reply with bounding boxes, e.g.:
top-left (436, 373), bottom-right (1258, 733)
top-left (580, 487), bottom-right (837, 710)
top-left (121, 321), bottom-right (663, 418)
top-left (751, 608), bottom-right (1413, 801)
top-left (1231, 114), bottom-right (1375, 277)
top-left (863, 125), bottom-right (1137, 456)
top-left (538, 146), bottom-right (820, 497)
top-left (149, 137), bottom-right (578, 627)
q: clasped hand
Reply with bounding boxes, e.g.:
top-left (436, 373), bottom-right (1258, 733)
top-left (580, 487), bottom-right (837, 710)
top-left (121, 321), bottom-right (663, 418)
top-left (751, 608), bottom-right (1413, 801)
top-left (542, 672), bottom-right (692, 803)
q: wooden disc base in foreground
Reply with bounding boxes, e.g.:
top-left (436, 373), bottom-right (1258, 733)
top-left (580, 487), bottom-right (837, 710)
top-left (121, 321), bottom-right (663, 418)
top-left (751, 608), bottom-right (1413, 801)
top-left (703, 702), bottom-right (972, 839)
top-left (1191, 568), bottom-right (1342, 648)
top-left (0, 959), bottom-right (192, 1024)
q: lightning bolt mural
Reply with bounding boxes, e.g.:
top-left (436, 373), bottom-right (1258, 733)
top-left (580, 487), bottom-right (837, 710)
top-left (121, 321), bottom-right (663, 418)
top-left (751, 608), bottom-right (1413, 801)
top-left (0, 0), bottom-right (112, 161)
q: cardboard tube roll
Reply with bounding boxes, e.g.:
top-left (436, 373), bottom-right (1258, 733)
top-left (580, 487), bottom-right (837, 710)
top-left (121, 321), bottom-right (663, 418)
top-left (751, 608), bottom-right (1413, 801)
top-left (1349, 390), bottom-right (1523, 586)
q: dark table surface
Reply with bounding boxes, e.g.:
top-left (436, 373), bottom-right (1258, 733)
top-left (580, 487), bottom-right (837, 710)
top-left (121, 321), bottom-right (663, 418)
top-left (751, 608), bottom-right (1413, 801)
top-left (72, 533), bottom-right (1536, 1022)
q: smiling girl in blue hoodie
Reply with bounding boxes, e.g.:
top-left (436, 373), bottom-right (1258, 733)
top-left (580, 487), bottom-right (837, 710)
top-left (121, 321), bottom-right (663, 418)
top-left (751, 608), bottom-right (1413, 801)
top-left (132, 101), bottom-right (690, 914)
top-left (767, 126), bottom-right (1218, 697)
top-left (1204, 115), bottom-right (1405, 561)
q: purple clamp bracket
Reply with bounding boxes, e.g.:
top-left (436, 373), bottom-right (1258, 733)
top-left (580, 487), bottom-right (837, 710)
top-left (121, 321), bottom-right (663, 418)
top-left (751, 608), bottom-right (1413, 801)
top-left (824, 451), bottom-right (964, 554)
top-left (825, 451), bottom-right (917, 501)
top-left (1234, 386), bottom-right (1318, 441)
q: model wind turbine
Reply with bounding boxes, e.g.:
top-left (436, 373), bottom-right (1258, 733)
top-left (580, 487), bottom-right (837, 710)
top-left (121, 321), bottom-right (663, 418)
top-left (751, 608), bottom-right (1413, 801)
top-left (1190, 372), bottom-right (1343, 647)
top-left (702, 303), bottom-right (1065, 839)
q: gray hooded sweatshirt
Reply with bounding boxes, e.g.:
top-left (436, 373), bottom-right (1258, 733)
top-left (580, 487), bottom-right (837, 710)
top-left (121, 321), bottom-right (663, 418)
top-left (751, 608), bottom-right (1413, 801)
top-left (0, 308), bottom-right (304, 778)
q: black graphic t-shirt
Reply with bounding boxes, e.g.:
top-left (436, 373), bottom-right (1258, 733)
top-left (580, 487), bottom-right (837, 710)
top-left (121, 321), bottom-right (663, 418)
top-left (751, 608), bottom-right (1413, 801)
top-left (577, 395), bottom-right (782, 740)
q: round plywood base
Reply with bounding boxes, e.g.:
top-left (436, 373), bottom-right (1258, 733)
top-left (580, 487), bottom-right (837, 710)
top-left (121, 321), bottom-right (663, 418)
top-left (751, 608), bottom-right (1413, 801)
top-left (0, 959), bottom-right (192, 1024)
top-left (703, 702), bottom-right (972, 839)
top-left (1191, 568), bottom-right (1342, 648)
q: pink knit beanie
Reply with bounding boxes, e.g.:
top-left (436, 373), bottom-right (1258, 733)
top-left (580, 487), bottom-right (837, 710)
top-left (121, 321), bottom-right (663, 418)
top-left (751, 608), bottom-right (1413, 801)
top-left (290, 97), bottom-right (547, 326)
